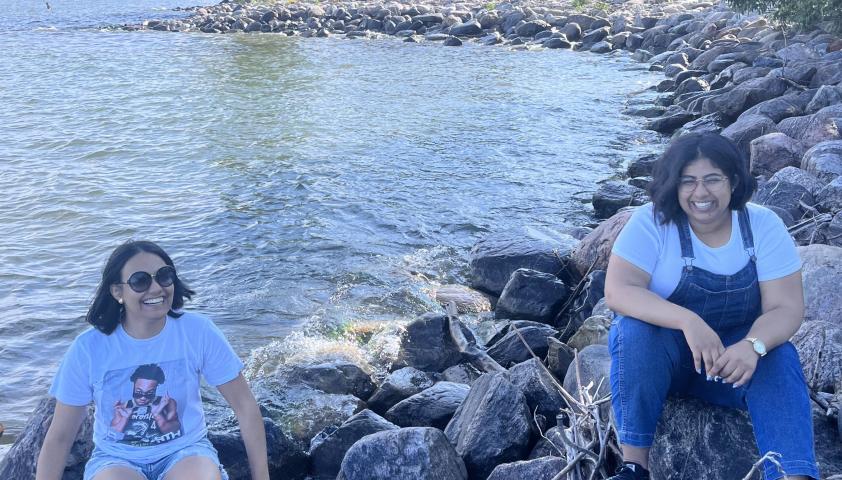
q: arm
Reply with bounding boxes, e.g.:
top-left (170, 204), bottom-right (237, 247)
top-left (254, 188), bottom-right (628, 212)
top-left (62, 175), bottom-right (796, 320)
top-left (217, 374), bottom-right (269, 480)
top-left (605, 253), bottom-right (725, 373)
top-left (152, 395), bottom-right (181, 433)
top-left (35, 402), bottom-right (88, 480)
top-left (709, 271), bottom-right (804, 386)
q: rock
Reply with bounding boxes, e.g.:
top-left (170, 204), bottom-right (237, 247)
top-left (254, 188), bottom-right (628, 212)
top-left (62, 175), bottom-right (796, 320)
top-left (627, 154), bottom-right (658, 178)
top-left (481, 32), bottom-right (503, 45)
top-left (469, 228), bottom-right (578, 296)
top-left (749, 132), bottom-right (806, 177)
top-left (817, 177), bottom-right (842, 212)
top-left (805, 85), bottom-right (842, 114)
top-left (496, 269), bottom-right (570, 324)
top-left (778, 104), bottom-right (842, 149)
top-left (802, 140), bottom-right (842, 184)
top-left (0, 397), bottom-right (94, 480)
top-left (528, 425), bottom-right (565, 459)
top-left (624, 106), bottom-right (667, 118)
top-left (777, 43), bottom-right (822, 63)
top-left (434, 285), bottom-right (493, 314)
top-left (566, 315), bottom-right (611, 351)
top-left (337, 427), bottom-right (468, 480)
top-left (664, 63), bottom-right (687, 78)
top-left (450, 20), bottom-right (482, 36)
top-left (486, 456), bottom-right (567, 480)
top-left (562, 345), bottom-right (610, 402)
top-left (445, 373), bottom-right (532, 479)
top-left (546, 337), bottom-right (575, 380)
top-left (721, 113), bottom-right (779, 160)
top-left (385, 382), bottom-right (470, 429)
top-left (570, 209), bottom-right (634, 278)
top-left (308, 410), bottom-right (398, 479)
top-left (580, 26), bottom-right (610, 46)
top-left (811, 59), bottom-right (842, 87)
top-left (590, 41), bottom-right (613, 54)
top-left (210, 418), bottom-right (308, 480)
top-left (741, 93), bottom-right (808, 123)
top-left (441, 363), bottom-right (483, 385)
top-left (645, 111), bottom-right (697, 134)
top-left (592, 181), bottom-right (648, 218)
top-left (561, 22), bottom-right (582, 41)
top-left (500, 11), bottom-right (525, 32)
top-left (414, 13), bottom-right (444, 25)
top-left (444, 36), bottom-right (463, 46)
top-left (487, 323), bottom-right (558, 368)
top-left (675, 77), bottom-right (709, 96)
top-left (516, 20), bottom-right (550, 38)
top-left (561, 269), bottom-right (607, 341)
top-left (396, 313), bottom-right (464, 372)
top-left (287, 359), bottom-right (375, 401)
top-left (702, 77), bottom-right (788, 121)
top-left (543, 37), bottom-right (572, 49)
top-left (753, 181), bottom-right (814, 220)
top-left (798, 244), bottom-right (842, 324)
top-left (792, 321), bottom-right (842, 392)
top-left (366, 367), bottom-right (434, 415)
top-left (770, 166), bottom-right (825, 197)
top-left (768, 64), bottom-right (818, 86)
top-left (509, 358), bottom-right (565, 427)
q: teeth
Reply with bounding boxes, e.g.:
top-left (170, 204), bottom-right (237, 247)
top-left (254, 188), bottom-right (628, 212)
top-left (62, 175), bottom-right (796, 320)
top-left (693, 201), bottom-right (713, 210)
top-left (143, 297), bottom-right (164, 305)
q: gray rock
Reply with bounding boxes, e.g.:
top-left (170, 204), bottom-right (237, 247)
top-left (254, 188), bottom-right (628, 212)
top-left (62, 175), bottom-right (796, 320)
top-left (567, 14), bottom-right (597, 31)
top-left (449, 20), bottom-right (482, 36)
top-left (768, 64), bottom-right (818, 86)
top-left (777, 42), bottom-right (822, 63)
top-left (445, 373), bottom-right (532, 480)
top-left (732, 66), bottom-right (771, 84)
top-left (366, 367), bottom-right (434, 415)
top-left (792, 321), bottom-right (842, 392)
top-left (496, 268), bottom-right (570, 324)
top-left (645, 111), bottom-right (697, 134)
top-left (566, 315), bottom-right (611, 351)
top-left (487, 456), bottom-right (567, 480)
top-left (741, 92), bottom-right (809, 123)
top-left (441, 363), bottom-right (483, 385)
top-left (721, 113), bottom-right (779, 160)
top-left (817, 176), bottom-right (842, 212)
top-left (592, 181), bottom-right (649, 218)
top-left (798, 244), bottom-right (842, 324)
top-left (580, 26), bottom-right (610, 46)
top-left (806, 85), bottom-right (842, 115)
top-left (469, 228), bottom-right (578, 296)
top-left (749, 132), bottom-right (806, 177)
top-left (509, 358), bottom-right (565, 427)
top-left (385, 382), bottom-right (470, 429)
top-left (414, 13), bottom-right (444, 25)
top-left (590, 40), bottom-right (613, 54)
top-left (623, 106), bottom-right (667, 118)
top-left (396, 313), bottom-right (464, 372)
top-left (811, 59), bottom-right (842, 87)
top-left (501, 11), bottom-right (525, 32)
top-left (543, 37), bottom-right (571, 49)
top-left (516, 20), bottom-right (550, 38)
top-left (753, 181), bottom-right (815, 220)
top-left (561, 22), bottom-right (582, 41)
top-left (210, 418), bottom-right (308, 480)
top-left (308, 410), bottom-right (399, 479)
top-left (570, 209), bottom-right (634, 278)
top-left (627, 153), bottom-right (658, 178)
top-left (287, 359), bottom-right (375, 401)
top-left (675, 112), bottom-right (725, 137)
top-left (545, 336), bottom-right (575, 382)
top-left (802, 140), bottom-right (842, 184)
top-left (528, 425), bottom-right (565, 459)
top-left (443, 36), bottom-right (463, 46)
top-left (481, 32), bottom-right (503, 45)
top-left (770, 166), bottom-right (825, 197)
top-left (562, 344), bottom-right (610, 402)
top-left (488, 324), bottom-right (558, 368)
top-left (434, 284), bottom-right (492, 314)
top-left (778, 104), bottom-right (842, 149)
top-left (702, 77), bottom-right (788, 121)
top-left (337, 427), bottom-right (468, 480)
top-left (675, 77), bottom-right (709, 96)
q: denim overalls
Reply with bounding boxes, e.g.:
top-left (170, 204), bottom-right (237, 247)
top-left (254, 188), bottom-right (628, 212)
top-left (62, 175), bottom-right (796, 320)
top-left (609, 209), bottom-right (819, 480)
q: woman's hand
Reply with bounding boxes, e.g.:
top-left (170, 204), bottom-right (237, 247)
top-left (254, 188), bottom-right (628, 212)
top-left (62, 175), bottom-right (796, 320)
top-left (708, 341), bottom-right (759, 387)
top-left (680, 315), bottom-right (725, 375)
top-left (110, 400), bottom-right (130, 431)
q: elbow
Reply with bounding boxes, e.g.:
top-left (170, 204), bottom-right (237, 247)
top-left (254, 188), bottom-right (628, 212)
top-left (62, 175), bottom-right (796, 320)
top-left (603, 286), bottom-right (620, 313)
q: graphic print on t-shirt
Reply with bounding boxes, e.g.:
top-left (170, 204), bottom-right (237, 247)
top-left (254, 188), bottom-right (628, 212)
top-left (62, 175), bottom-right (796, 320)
top-left (102, 360), bottom-right (187, 447)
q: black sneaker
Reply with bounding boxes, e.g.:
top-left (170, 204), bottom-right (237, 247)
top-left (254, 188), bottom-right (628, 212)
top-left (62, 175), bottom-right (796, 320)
top-left (608, 462), bottom-right (650, 480)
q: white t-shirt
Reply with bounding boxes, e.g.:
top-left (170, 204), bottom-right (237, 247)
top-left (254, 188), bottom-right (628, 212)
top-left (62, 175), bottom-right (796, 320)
top-left (49, 312), bottom-right (243, 463)
top-left (611, 203), bottom-right (801, 299)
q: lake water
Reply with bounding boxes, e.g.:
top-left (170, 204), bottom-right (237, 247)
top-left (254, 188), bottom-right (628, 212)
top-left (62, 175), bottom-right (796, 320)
top-left (0, 0), bottom-right (663, 440)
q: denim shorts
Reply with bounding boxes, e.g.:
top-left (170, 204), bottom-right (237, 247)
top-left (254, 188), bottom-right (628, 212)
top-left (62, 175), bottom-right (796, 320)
top-left (84, 437), bottom-right (229, 480)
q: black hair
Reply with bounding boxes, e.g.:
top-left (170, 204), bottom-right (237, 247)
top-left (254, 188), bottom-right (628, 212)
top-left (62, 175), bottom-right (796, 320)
top-left (130, 363), bottom-right (166, 384)
top-left (649, 133), bottom-right (756, 225)
top-left (86, 240), bottom-right (195, 334)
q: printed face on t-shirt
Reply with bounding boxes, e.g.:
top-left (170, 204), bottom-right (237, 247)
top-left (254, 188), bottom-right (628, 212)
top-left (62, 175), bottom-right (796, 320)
top-left (132, 378), bottom-right (158, 406)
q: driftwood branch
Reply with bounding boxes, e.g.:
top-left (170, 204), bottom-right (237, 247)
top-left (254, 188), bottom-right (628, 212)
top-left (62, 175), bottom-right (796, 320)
top-left (741, 451), bottom-right (787, 480)
top-left (445, 302), bottom-right (505, 373)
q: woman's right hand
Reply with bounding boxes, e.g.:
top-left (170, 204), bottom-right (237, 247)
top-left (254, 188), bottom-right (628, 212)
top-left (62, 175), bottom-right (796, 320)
top-left (680, 314), bottom-right (725, 376)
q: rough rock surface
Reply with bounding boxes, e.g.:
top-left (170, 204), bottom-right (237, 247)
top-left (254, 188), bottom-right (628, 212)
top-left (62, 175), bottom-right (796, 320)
top-left (434, 284), bottom-right (493, 313)
top-left (286, 359), bottom-right (375, 401)
top-left (752, 180), bottom-right (814, 221)
top-left (570, 209), bottom-right (634, 278)
top-left (798, 244), bottom-right (842, 324)
top-left (487, 323), bottom-right (558, 368)
top-left (308, 409), bottom-right (398, 479)
top-left (211, 418), bottom-right (308, 480)
top-left (396, 312), bottom-right (464, 372)
top-left (508, 358), bottom-right (565, 427)
top-left (486, 456), bottom-right (567, 480)
top-left (562, 344), bottom-right (610, 403)
top-left (338, 427), bottom-right (468, 480)
top-left (366, 367), bottom-right (434, 415)
top-left (592, 181), bottom-right (649, 219)
top-left (566, 315), bottom-right (612, 351)
top-left (770, 166), bottom-right (825, 196)
top-left (385, 381), bottom-right (470, 429)
top-left (792, 320), bottom-right (842, 392)
top-left (802, 140), bottom-right (842, 184)
top-left (495, 268), bottom-right (570, 324)
top-left (749, 132), bottom-right (806, 177)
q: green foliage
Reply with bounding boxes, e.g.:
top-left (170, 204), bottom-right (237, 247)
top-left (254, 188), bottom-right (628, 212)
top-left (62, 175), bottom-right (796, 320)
top-left (725, 0), bottom-right (842, 32)
top-left (484, 2), bottom-right (496, 11)
top-left (571, 0), bottom-right (610, 14)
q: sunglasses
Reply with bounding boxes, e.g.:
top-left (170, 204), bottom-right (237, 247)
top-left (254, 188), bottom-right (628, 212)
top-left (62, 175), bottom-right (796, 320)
top-left (117, 265), bottom-right (177, 293)
top-left (133, 389), bottom-right (157, 400)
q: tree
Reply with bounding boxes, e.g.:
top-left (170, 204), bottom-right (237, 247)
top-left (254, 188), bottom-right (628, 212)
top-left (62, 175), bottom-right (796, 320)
top-left (725, 0), bottom-right (842, 33)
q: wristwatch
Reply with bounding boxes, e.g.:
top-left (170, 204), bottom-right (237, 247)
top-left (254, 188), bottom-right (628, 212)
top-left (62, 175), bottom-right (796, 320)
top-left (744, 337), bottom-right (767, 357)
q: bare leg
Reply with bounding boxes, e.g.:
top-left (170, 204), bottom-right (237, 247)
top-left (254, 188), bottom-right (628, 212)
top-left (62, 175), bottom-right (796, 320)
top-left (92, 466), bottom-right (145, 480)
top-left (164, 455), bottom-right (222, 480)
top-left (620, 445), bottom-right (650, 470)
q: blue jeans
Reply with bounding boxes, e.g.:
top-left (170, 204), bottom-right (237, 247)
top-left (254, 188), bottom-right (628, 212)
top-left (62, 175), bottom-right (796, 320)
top-left (609, 315), bottom-right (819, 480)
top-left (84, 437), bottom-right (229, 480)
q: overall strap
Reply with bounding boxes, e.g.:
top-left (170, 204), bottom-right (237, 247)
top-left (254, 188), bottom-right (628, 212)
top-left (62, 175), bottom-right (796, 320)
top-left (737, 208), bottom-right (757, 262)
top-left (676, 213), bottom-right (695, 271)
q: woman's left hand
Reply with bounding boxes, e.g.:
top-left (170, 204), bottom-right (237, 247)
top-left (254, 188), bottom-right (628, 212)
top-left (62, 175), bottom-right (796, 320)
top-left (708, 341), bottom-right (759, 387)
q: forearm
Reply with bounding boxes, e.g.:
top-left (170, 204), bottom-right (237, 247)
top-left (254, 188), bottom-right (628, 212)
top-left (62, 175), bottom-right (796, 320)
top-left (35, 435), bottom-right (73, 480)
top-left (748, 306), bottom-right (803, 351)
top-left (236, 400), bottom-right (269, 480)
top-left (606, 284), bottom-right (699, 331)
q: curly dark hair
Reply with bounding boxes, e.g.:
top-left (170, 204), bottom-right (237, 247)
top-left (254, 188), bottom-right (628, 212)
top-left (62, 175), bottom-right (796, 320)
top-left (130, 363), bottom-right (166, 384)
top-left (86, 240), bottom-right (195, 334)
top-left (649, 133), bottom-right (757, 225)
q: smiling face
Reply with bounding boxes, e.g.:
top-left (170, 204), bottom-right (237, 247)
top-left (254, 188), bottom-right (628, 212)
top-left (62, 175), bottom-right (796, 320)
top-left (132, 378), bottom-right (159, 406)
top-left (110, 252), bottom-right (174, 327)
top-left (678, 156), bottom-right (733, 231)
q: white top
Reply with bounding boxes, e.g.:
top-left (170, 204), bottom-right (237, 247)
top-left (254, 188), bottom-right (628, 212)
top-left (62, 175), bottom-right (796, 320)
top-left (50, 312), bottom-right (243, 462)
top-left (611, 203), bottom-right (801, 299)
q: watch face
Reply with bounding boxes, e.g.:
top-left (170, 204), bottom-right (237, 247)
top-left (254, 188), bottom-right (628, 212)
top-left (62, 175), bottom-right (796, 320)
top-left (754, 340), bottom-right (767, 355)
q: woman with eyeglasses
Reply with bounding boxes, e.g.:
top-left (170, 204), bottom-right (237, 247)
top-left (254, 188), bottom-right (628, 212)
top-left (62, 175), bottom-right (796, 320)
top-left (603, 133), bottom-right (818, 480)
top-left (36, 241), bottom-right (269, 480)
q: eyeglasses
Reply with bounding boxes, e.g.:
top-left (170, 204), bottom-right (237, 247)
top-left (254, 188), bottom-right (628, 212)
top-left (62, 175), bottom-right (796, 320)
top-left (133, 389), bottom-right (156, 400)
top-left (117, 266), bottom-right (177, 293)
top-left (678, 174), bottom-right (729, 193)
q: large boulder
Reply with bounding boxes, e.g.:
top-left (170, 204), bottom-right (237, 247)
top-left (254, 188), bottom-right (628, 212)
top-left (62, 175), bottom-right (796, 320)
top-left (749, 133), bottom-right (806, 177)
top-left (817, 177), bottom-right (842, 212)
top-left (210, 418), bottom-right (308, 480)
top-left (562, 345), bottom-right (611, 403)
top-left (487, 323), bottom-right (558, 368)
top-left (770, 166), bottom-right (825, 197)
top-left (741, 93), bottom-right (809, 123)
top-left (752, 181), bottom-right (814, 221)
top-left (508, 358), bottom-right (566, 427)
top-left (546, 337), bottom-right (575, 380)
top-left (486, 456), bottom-right (567, 480)
top-left (792, 321), bottom-right (842, 392)
top-left (433, 285), bottom-right (493, 314)
top-left (396, 313), bottom-right (464, 372)
top-left (802, 140), bottom-right (842, 184)
top-left (337, 427), bottom-right (468, 480)
top-left (286, 359), bottom-right (375, 401)
top-left (798, 244), bottom-right (842, 324)
top-left (449, 20), bottom-right (482, 36)
top-left (566, 315), bottom-right (612, 351)
top-left (592, 181), bottom-right (649, 219)
top-left (469, 228), bottom-right (578, 296)
top-left (385, 382), bottom-right (470, 429)
top-left (627, 153), bottom-right (658, 178)
top-left (308, 410), bottom-right (398, 479)
top-left (444, 373), bottom-right (532, 479)
top-left (701, 77), bottom-right (788, 121)
top-left (496, 268), bottom-right (570, 324)
top-left (805, 84), bottom-right (842, 114)
top-left (721, 114), bottom-right (780, 160)
top-left (515, 20), bottom-right (550, 38)
top-left (366, 367), bottom-right (434, 415)
top-left (0, 397), bottom-right (94, 480)
top-left (778, 104), bottom-right (842, 149)
top-left (570, 209), bottom-right (635, 278)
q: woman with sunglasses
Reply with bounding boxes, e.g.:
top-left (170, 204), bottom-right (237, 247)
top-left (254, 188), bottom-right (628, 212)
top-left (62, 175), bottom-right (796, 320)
top-left (604, 133), bottom-right (818, 480)
top-left (36, 241), bottom-right (270, 480)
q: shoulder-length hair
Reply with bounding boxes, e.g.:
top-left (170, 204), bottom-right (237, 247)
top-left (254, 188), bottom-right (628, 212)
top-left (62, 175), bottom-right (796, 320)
top-left (649, 133), bottom-right (756, 225)
top-left (86, 240), bottom-right (194, 334)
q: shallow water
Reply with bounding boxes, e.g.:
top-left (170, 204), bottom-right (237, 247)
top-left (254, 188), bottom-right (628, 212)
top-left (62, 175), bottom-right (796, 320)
top-left (0, 0), bottom-right (664, 438)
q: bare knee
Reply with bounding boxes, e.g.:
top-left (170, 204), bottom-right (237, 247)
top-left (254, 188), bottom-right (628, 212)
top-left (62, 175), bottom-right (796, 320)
top-left (92, 466), bottom-right (145, 480)
top-left (164, 455), bottom-right (222, 480)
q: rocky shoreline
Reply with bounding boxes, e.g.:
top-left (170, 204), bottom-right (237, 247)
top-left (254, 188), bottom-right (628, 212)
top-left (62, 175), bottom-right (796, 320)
top-left (3, 0), bottom-right (842, 478)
